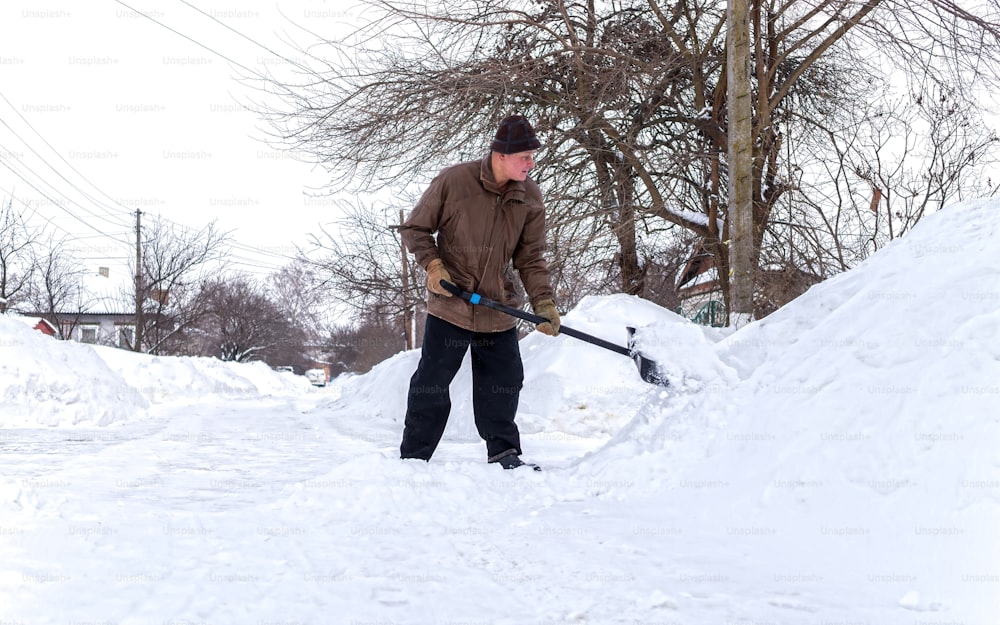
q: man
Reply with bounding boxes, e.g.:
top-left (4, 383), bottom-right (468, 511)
top-left (399, 114), bottom-right (560, 470)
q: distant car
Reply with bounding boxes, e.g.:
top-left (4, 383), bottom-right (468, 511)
top-left (274, 366), bottom-right (294, 374)
top-left (305, 368), bottom-right (327, 387)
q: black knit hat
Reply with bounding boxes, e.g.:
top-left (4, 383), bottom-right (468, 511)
top-left (490, 115), bottom-right (542, 154)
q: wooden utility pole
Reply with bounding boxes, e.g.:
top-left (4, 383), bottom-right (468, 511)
top-left (727, 0), bottom-right (754, 327)
top-left (134, 208), bottom-right (143, 351)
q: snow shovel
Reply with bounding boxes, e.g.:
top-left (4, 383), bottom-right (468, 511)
top-left (439, 280), bottom-right (669, 387)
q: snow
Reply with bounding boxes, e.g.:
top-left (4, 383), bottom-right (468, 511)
top-left (2, 198), bottom-right (999, 623)
top-left (0, 321), bottom-right (147, 427)
top-left (664, 205), bottom-right (726, 234)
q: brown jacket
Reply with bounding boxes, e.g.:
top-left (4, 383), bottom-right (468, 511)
top-left (401, 155), bottom-right (554, 333)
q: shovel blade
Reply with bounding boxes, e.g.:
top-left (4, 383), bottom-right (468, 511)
top-left (627, 327), bottom-right (670, 387)
top-left (635, 353), bottom-right (670, 387)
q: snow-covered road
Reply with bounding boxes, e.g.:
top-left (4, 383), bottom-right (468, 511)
top-left (0, 392), bottom-right (822, 625)
top-left (0, 391), bottom-right (950, 625)
top-left (2, 395), bottom-right (688, 624)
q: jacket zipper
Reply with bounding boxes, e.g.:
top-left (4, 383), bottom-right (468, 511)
top-left (475, 194), bottom-right (502, 331)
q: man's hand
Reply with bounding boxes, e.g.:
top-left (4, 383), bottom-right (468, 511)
top-left (426, 259), bottom-right (453, 297)
top-left (533, 299), bottom-right (560, 336)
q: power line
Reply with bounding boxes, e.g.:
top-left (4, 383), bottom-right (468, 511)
top-left (0, 91), bottom-right (135, 230)
top-left (0, 156), bottom-right (132, 248)
top-left (175, 0), bottom-right (319, 76)
top-left (0, 184), bottom-right (91, 243)
top-left (0, 139), bottom-right (133, 235)
top-left (101, 3), bottom-right (312, 274)
top-left (1, 102), bottom-right (297, 274)
top-left (1, 145), bottom-right (295, 276)
top-left (110, 0), bottom-right (266, 79)
top-left (0, 8), bottom-right (313, 279)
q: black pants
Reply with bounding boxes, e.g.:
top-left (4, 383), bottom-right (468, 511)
top-left (400, 314), bottom-right (524, 461)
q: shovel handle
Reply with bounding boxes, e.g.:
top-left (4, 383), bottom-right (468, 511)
top-left (439, 280), bottom-right (632, 357)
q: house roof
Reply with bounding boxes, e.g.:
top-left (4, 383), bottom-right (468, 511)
top-left (11, 314), bottom-right (58, 334)
top-left (13, 266), bottom-right (135, 317)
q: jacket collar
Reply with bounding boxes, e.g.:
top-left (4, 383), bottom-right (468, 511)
top-left (480, 154), bottom-right (527, 204)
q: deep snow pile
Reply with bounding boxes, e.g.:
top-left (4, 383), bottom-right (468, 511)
top-left (707, 198), bottom-right (1000, 618)
top-left (0, 318), bottom-right (147, 426)
top-left (0, 319), bottom-right (311, 426)
top-left (94, 344), bottom-right (312, 403)
top-left (581, 198), bottom-right (1000, 620)
top-left (313, 198), bottom-right (1000, 621)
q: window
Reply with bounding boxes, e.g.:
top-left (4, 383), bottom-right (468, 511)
top-left (79, 325), bottom-right (99, 344)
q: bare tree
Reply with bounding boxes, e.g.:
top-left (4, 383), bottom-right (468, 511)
top-left (132, 216), bottom-right (229, 354)
top-left (778, 71), bottom-right (1000, 280)
top-left (265, 259), bottom-right (331, 369)
top-left (269, 259), bottom-right (326, 330)
top-left (257, 0), bottom-right (1000, 323)
top-left (196, 275), bottom-right (303, 364)
top-left (0, 195), bottom-right (37, 310)
top-left (320, 309), bottom-right (411, 376)
top-left (303, 197), bottom-right (424, 346)
top-left (860, 79), bottom-right (1000, 243)
top-left (25, 236), bottom-right (91, 339)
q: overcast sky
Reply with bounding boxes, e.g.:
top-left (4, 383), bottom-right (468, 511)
top-left (1, 0), bottom-right (364, 282)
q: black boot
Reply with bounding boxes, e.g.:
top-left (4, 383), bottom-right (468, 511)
top-left (496, 454), bottom-right (541, 472)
